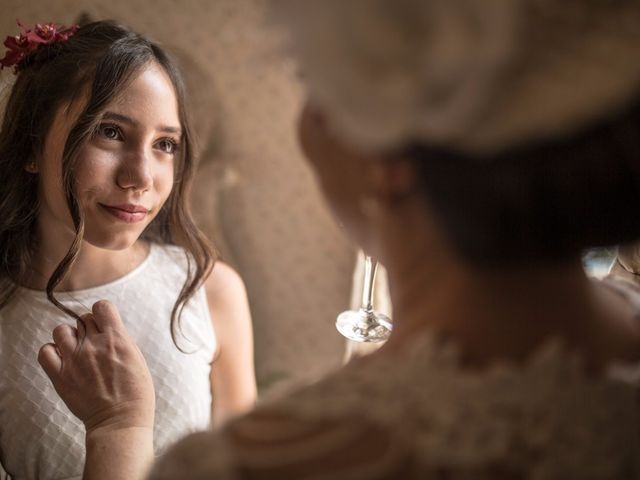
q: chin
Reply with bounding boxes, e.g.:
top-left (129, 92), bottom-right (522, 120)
top-left (82, 230), bottom-right (143, 251)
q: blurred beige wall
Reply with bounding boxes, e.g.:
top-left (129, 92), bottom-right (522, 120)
top-left (0, 0), bottom-right (355, 393)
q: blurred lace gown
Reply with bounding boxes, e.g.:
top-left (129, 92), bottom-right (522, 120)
top-left (149, 263), bottom-right (640, 478)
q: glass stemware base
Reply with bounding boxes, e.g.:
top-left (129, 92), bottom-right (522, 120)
top-left (336, 308), bottom-right (392, 343)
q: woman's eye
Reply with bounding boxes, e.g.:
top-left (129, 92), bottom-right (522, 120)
top-left (157, 139), bottom-right (179, 154)
top-left (96, 124), bottom-right (122, 140)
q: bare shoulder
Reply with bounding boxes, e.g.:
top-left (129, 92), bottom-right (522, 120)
top-left (203, 260), bottom-right (253, 364)
top-left (204, 261), bottom-right (247, 302)
top-left (204, 261), bottom-right (256, 423)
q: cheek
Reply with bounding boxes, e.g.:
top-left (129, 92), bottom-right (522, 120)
top-left (155, 162), bottom-right (175, 200)
top-left (74, 158), bottom-right (116, 198)
top-left (298, 109), bottom-right (365, 202)
top-left (308, 145), bottom-right (364, 215)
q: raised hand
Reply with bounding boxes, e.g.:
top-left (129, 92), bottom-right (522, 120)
top-left (38, 300), bottom-right (155, 480)
top-left (38, 299), bottom-right (155, 431)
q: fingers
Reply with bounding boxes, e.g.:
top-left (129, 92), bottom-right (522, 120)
top-left (78, 313), bottom-right (98, 336)
top-left (38, 343), bottom-right (62, 382)
top-left (52, 324), bottom-right (78, 357)
top-left (92, 300), bottom-right (124, 332)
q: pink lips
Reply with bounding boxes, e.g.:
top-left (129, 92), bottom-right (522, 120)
top-left (100, 203), bottom-right (150, 223)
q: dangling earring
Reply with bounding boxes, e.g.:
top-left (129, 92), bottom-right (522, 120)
top-left (25, 161), bottom-right (38, 174)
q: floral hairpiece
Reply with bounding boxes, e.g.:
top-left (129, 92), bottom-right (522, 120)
top-left (0, 20), bottom-right (78, 74)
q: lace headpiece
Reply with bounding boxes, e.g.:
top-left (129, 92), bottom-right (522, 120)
top-left (0, 20), bottom-right (78, 74)
top-left (275, 0), bottom-right (640, 155)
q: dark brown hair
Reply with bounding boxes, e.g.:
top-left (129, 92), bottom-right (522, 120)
top-left (406, 96), bottom-right (640, 266)
top-left (0, 21), bottom-right (215, 346)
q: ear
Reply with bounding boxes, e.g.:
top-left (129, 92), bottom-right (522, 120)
top-left (365, 158), bottom-right (417, 201)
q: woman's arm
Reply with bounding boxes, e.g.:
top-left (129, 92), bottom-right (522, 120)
top-left (206, 262), bottom-right (257, 428)
top-left (84, 426), bottom-right (153, 480)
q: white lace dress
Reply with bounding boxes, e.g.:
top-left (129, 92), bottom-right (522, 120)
top-left (150, 289), bottom-right (640, 479)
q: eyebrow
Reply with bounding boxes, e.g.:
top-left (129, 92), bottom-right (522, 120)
top-left (101, 111), bottom-right (182, 135)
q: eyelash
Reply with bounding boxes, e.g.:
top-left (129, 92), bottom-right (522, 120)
top-left (157, 138), bottom-right (180, 155)
top-left (94, 123), bottom-right (180, 155)
top-left (95, 123), bottom-right (122, 141)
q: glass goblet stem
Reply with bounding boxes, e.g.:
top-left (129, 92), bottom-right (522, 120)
top-left (335, 254), bottom-right (392, 343)
top-left (361, 255), bottom-right (377, 311)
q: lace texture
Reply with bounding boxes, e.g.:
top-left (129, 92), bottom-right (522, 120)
top-left (152, 325), bottom-right (640, 479)
top-left (273, 0), bottom-right (640, 154)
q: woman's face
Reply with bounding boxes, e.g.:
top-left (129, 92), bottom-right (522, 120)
top-left (298, 102), bottom-right (371, 248)
top-left (37, 62), bottom-right (181, 251)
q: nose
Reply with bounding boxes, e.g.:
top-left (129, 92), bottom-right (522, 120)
top-left (116, 147), bottom-right (153, 193)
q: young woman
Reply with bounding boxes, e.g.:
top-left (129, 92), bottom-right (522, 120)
top-left (0, 20), bottom-right (256, 479)
top-left (39, 2), bottom-right (640, 479)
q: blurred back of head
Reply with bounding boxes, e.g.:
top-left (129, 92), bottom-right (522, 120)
top-left (274, 0), bottom-right (640, 265)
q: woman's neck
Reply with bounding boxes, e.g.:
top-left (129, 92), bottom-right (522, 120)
top-left (382, 251), bottom-right (638, 367)
top-left (26, 232), bottom-right (149, 292)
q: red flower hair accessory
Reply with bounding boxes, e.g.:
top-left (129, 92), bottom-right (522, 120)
top-left (0, 20), bottom-right (78, 73)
